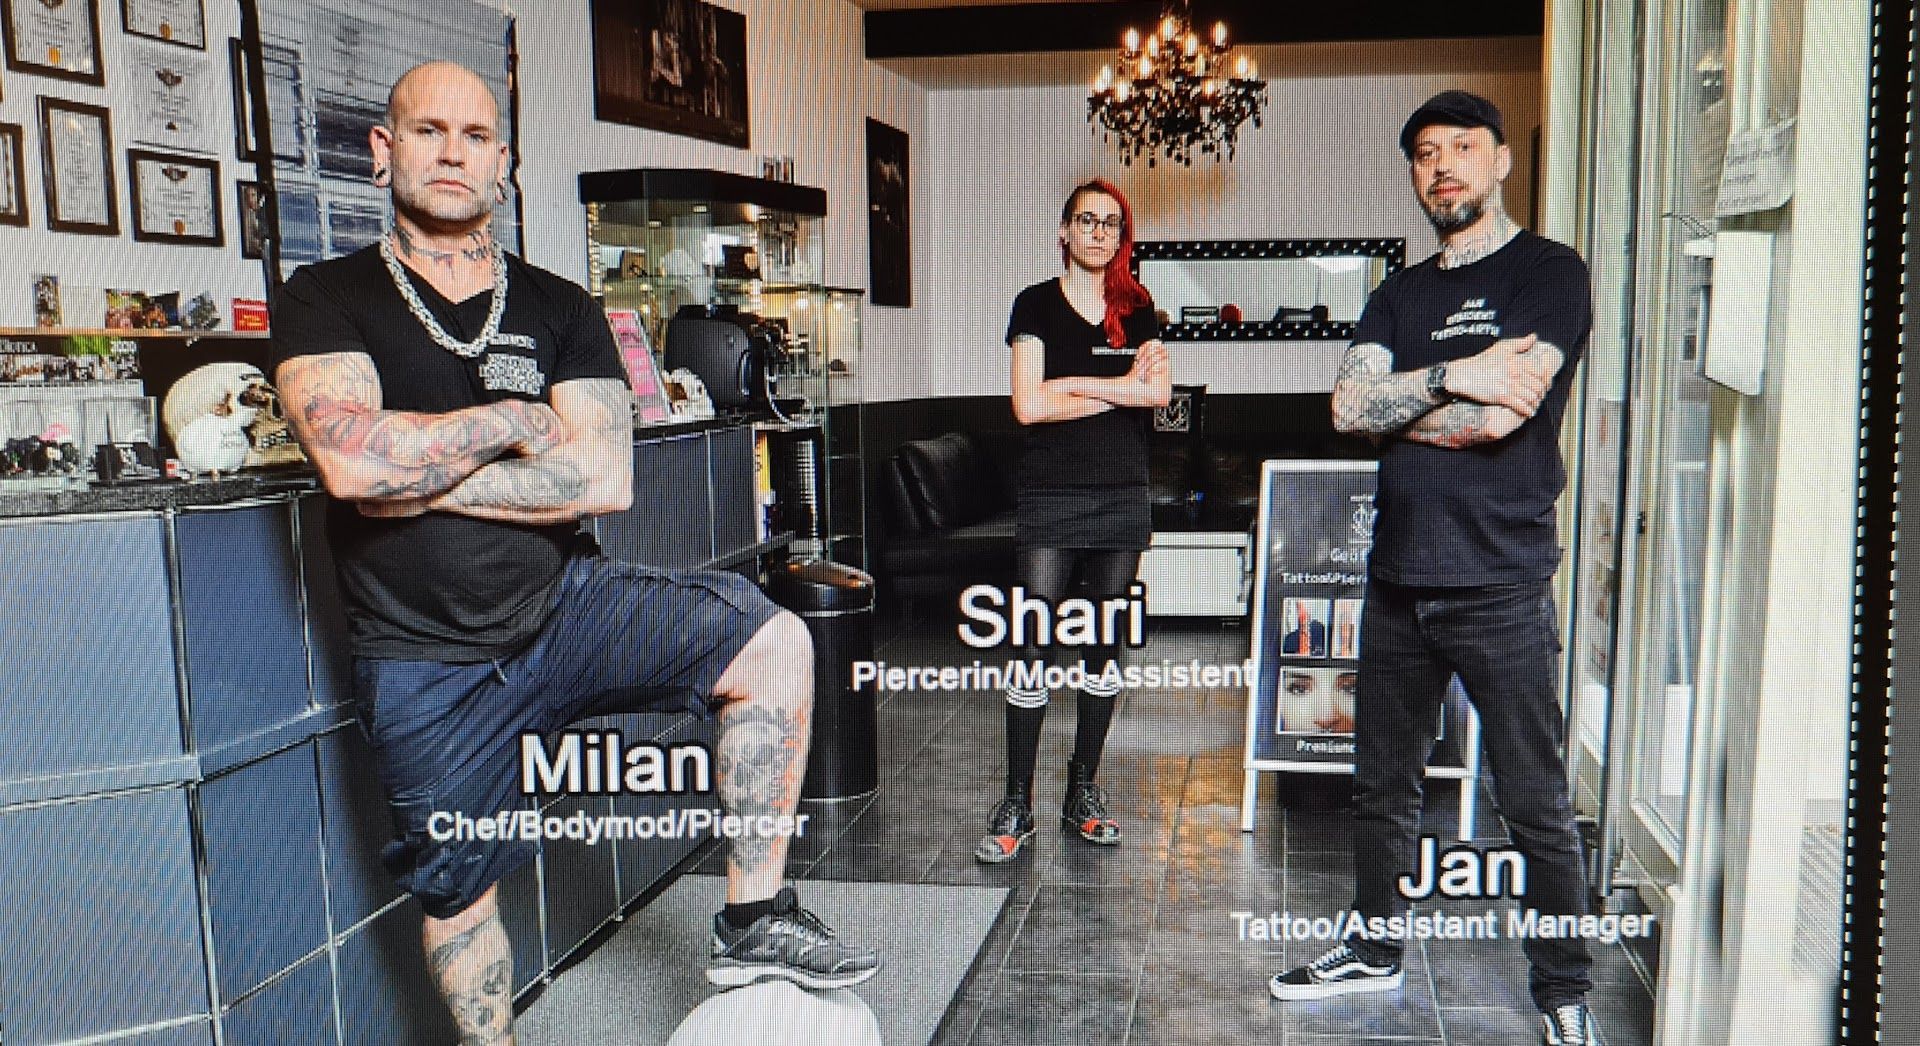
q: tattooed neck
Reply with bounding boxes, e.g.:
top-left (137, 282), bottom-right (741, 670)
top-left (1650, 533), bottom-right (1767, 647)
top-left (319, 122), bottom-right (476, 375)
top-left (1439, 212), bottom-right (1519, 270)
top-left (392, 225), bottom-right (494, 270)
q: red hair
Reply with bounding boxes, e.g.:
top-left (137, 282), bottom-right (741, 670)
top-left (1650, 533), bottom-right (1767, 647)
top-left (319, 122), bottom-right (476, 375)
top-left (1061, 179), bottom-right (1152, 348)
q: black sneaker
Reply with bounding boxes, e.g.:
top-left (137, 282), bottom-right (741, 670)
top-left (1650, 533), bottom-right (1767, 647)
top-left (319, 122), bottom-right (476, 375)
top-left (1062, 758), bottom-right (1120, 845)
top-left (1268, 942), bottom-right (1403, 1000)
top-left (707, 886), bottom-right (881, 990)
top-left (1541, 1001), bottom-right (1596, 1045)
top-left (974, 793), bottom-right (1036, 863)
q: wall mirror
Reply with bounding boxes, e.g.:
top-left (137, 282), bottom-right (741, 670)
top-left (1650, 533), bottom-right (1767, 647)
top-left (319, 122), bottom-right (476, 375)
top-left (1132, 239), bottom-right (1405, 341)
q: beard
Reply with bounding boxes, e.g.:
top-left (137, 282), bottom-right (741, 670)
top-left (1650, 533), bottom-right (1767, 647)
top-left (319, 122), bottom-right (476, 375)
top-left (1423, 186), bottom-right (1487, 235)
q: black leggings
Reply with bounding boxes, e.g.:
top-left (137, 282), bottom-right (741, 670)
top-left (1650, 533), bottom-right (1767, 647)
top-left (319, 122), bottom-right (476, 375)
top-left (1006, 547), bottom-right (1143, 696)
top-left (1000, 547), bottom-right (1141, 792)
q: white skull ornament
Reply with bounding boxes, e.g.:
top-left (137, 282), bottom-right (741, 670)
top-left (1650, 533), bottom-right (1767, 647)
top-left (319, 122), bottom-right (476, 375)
top-left (162, 362), bottom-right (306, 472)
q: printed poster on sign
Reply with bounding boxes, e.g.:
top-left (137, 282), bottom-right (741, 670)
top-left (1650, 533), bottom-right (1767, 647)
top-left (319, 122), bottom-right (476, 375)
top-left (1244, 460), bottom-right (1470, 770)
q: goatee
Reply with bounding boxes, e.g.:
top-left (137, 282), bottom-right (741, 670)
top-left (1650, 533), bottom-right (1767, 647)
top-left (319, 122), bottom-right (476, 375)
top-left (1425, 196), bottom-right (1485, 236)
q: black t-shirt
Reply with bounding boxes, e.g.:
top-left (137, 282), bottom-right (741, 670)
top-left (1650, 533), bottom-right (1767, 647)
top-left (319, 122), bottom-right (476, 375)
top-left (1005, 278), bottom-right (1159, 492)
top-left (268, 245), bottom-right (625, 661)
top-left (1354, 231), bottom-right (1591, 585)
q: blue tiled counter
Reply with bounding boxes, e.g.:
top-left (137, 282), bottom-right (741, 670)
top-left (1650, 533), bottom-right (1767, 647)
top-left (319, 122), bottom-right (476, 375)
top-left (0, 422), bottom-right (761, 1046)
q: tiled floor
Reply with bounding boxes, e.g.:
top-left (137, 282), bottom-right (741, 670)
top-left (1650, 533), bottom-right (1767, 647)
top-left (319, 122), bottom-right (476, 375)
top-left (696, 615), bottom-right (1658, 1045)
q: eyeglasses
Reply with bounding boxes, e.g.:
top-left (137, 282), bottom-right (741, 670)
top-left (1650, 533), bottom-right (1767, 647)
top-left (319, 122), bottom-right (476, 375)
top-left (1070, 212), bottom-right (1125, 235)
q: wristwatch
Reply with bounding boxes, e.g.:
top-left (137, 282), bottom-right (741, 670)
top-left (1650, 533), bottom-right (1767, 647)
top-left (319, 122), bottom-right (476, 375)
top-left (1426, 362), bottom-right (1451, 402)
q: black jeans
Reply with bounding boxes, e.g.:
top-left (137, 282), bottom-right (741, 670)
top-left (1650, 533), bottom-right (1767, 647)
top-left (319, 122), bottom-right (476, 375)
top-left (1346, 578), bottom-right (1593, 1011)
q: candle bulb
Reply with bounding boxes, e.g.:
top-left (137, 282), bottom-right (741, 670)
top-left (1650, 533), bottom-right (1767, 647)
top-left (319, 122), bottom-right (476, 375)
top-left (1139, 54), bottom-right (1152, 78)
top-left (1235, 54), bottom-right (1249, 78)
top-left (1115, 82), bottom-right (1130, 102)
top-left (1184, 34), bottom-right (1198, 57)
top-left (1146, 35), bottom-right (1158, 58)
top-left (1213, 21), bottom-right (1227, 47)
top-left (1161, 16), bottom-right (1175, 40)
top-left (1124, 27), bottom-right (1139, 53)
top-left (1096, 65), bottom-right (1112, 90)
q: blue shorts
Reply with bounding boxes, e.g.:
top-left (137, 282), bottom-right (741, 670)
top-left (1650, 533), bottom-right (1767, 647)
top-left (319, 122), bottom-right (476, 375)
top-left (350, 552), bottom-right (783, 919)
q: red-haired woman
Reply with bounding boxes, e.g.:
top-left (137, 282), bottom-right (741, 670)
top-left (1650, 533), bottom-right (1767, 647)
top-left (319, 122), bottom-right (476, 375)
top-left (976, 179), bottom-right (1172, 863)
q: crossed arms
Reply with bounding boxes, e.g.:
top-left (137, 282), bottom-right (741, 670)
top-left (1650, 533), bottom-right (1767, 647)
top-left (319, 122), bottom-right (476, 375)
top-left (276, 352), bottom-right (633, 524)
top-left (1330, 333), bottom-right (1565, 449)
top-left (1010, 337), bottom-right (1172, 425)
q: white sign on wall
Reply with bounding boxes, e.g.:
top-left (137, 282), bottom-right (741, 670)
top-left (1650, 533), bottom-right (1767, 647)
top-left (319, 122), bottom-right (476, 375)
top-left (1715, 117), bottom-right (1796, 217)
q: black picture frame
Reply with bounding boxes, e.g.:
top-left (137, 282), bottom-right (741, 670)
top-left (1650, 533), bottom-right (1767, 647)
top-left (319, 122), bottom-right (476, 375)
top-left (121, 0), bottom-right (205, 50)
top-left (38, 96), bottom-right (118, 236)
top-left (589, 0), bottom-right (749, 148)
top-left (0, 122), bottom-right (25, 227)
top-left (126, 147), bottom-right (221, 246)
top-left (1131, 238), bottom-right (1407, 342)
top-left (3, 0), bottom-right (105, 87)
top-left (227, 37), bottom-right (259, 161)
top-left (866, 118), bottom-right (911, 308)
top-left (235, 178), bottom-right (265, 257)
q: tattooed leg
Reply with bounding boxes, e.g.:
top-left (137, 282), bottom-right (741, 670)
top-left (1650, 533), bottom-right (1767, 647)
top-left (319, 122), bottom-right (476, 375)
top-left (711, 612), bottom-right (814, 902)
top-left (423, 885), bottom-right (515, 1046)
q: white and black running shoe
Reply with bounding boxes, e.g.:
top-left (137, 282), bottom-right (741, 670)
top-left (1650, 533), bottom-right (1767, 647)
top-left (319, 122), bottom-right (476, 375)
top-left (707, 886), bottom-right (882, 990)
top-left (1268, 942), bottom-right (1403, 1000)
top-left (1541, 1001), bottom-right (1597, 1045)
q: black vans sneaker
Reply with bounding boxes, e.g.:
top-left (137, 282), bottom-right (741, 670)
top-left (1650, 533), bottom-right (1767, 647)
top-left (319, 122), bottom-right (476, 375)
top-left (1268, 942), bottom-right (1403, 1000)
top-left (974, 793), bottom-right (1036, 863)
top-left (707, 886), bottom-right (881, 989)
top-left (1541, 1001), bottom-right (1596, 1045)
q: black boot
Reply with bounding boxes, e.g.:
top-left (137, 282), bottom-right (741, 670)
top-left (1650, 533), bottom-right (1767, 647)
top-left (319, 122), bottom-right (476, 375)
top-left (1061, 758), bottom-right (1120, 845)
top-left (974, 779), bottom-right (1035, 863)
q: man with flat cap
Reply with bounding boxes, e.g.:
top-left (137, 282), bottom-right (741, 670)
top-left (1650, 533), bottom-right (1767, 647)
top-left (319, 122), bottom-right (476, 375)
top-left (1267, 90), bottom-right (1597, 1046)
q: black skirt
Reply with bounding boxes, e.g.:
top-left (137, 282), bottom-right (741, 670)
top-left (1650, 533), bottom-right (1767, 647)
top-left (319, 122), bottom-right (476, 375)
top-left (1016, 485), bottom-right (1150, 551)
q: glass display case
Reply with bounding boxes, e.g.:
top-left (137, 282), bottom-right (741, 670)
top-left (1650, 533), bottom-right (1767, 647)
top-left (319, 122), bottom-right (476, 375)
top-left (580, 169), bottom-right (863, 564)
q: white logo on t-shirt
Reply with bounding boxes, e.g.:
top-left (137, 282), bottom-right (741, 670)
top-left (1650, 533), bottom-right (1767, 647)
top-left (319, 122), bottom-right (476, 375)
top-left (1432, 297), bottom-right (1502, 341)
top-left (478, 352), bottom-right (546, 396)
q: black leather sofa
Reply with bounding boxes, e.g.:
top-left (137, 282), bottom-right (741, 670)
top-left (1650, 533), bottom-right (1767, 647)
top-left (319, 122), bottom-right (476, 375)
top-left (878, 431), bottom-right (1019, 601)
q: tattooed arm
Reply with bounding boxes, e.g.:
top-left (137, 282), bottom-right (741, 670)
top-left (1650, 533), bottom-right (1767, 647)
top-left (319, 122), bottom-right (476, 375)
top-left (421, 378), bottom-right (635, 523)
top-left (1398, 342), bottom-right (1564, 448)
top-left (276, 352), bottom-right (562, 502)
top-left (1329, 342), bottom-right (1444, 437)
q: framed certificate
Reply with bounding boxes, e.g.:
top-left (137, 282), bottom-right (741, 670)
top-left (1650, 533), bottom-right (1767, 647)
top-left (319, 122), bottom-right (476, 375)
top-left (127, 147), bottom-right (220, 245)
top-left (4, 0), bottom-right (104, 86)
top-left (127, 42), bottom-right (211, 151)
top-left (0, 123), bottom-right (25, 227)
top-left (121, 0), bottom-right (204, 49)
top-left (38, 97), bottom-right (118, 235)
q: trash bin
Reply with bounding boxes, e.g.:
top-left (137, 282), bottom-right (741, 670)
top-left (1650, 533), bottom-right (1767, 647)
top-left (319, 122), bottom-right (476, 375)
top-left (768, 560), bottom-right (877, 801)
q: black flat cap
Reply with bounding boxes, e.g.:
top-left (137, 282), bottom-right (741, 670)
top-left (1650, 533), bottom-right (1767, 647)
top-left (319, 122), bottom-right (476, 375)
top-left (1400, 90), bottom-right (1505, 157)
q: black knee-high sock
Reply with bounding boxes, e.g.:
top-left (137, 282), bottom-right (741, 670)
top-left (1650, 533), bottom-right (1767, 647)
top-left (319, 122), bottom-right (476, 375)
top-left (1005, 700), bottom-right (1045, 797)
top-left (1071, 690), bottom-right (1118, 776)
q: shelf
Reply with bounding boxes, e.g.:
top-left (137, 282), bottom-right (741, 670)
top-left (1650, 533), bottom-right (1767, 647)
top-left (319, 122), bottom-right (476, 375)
top-left (0, 328), bottom-right (270, 339)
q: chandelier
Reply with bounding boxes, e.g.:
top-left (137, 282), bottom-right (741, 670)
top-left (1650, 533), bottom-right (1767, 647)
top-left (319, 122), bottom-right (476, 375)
top-left (1086, 2), bottom-right (1269, 167)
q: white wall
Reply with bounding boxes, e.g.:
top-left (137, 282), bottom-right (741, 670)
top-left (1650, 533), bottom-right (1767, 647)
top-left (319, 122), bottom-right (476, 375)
top-left (511, 0), bottom-right (930, 403)
top-left (0, 2), bottom-right (265, 327)
top-left (908, 36), bottom-right (1543, 401)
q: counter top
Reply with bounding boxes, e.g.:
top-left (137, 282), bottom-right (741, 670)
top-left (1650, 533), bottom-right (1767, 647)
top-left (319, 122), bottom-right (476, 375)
top-left (0, 472), bottom-right (320, 519)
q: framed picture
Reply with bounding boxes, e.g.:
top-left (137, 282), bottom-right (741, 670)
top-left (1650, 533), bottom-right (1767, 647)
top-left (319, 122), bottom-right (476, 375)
top-left (590, 0), bottom-right (749, 148)
top-left (127, 41), bottom-right (212, 151)
top-left (227, 37), bottom-right (259, 160)
top-left (38, 97), bottom-right (118, 235)
top-left (127, 147), bottom-right (221, 245)
top-left (0, 122), bottom-right (25, 227)
top-left (235, 178), bottom-right (265, 257)
top-left (4, 0), bottom-right (104, 86)
top-left (866, 118), bottom-right (911, 308)
top-left (121, 0), bottom-right (205, 49)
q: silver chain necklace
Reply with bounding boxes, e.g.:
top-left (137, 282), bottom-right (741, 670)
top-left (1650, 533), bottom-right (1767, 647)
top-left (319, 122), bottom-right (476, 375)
top-left (379, 230), bottom-right (508, 359)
